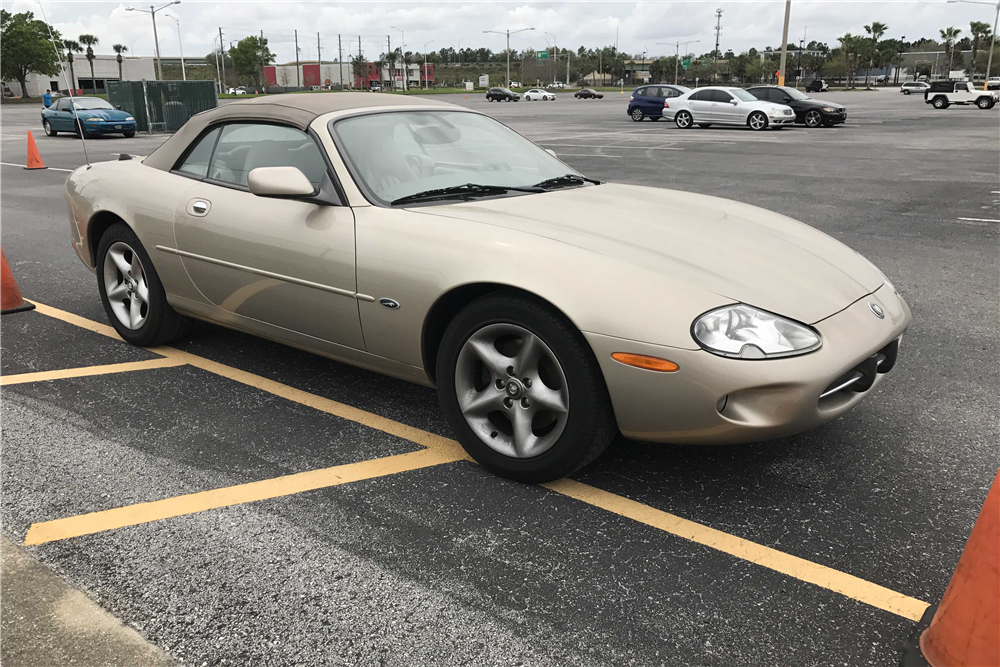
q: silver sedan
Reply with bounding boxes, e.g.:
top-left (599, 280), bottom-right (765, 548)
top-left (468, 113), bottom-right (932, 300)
top-left (664, 86), bottom-right (796, 130)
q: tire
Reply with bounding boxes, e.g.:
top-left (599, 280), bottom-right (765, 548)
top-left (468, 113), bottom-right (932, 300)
top-left (43, 120), bottom-right (56, 137)
top-left (123, 131), bottom-right (135, 138)
top-left (77, 121), bottom-right (90, 139)
top-left (804, 110), bottom-right (823, 127)
top-left (977, 97), bottom-right (993, 109)
top-left (697, 123), bottom-right (711, 128)
top-left (436, 291), bottom-right (617, 483)
top-left (96, 222), bottom-right (190, 347)
top-left (748, 111), bottom-right (768, 131)
top-left (903, 90), bottom-right (911, 95)
top-left (630, 107), bottom-right (644, 121)
top-left (932, 96), bottom-right (948, 109)
top-left (675, 110), bottom-right (693, 128)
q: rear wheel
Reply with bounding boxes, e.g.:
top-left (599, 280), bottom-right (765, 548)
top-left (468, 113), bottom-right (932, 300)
top-left (675, 110), bottom-right (693, 128)
top-left (804, 110), bottom-right (823, 127)
top-left (43, 120), bottom-right (56, 136)
top-left (96, 223), bottom-right (190, 347)
top-left (748, 111), bottom-right (768, 131)
top-left (436, 292), bottom-right (617, 483)
top-left (630, 107), bottom-right (644, 121)
top-left (903, 89), bottom-right (911, 95)
top-left (932, 96), bottom-right (948, 109)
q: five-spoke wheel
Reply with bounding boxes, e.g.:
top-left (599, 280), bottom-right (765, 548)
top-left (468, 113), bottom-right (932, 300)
top-left (804, 110), bottom-right (823, 128)
top-left (103, 241), bottom-right (150, 331)
top-left (748, 111), bottom-right (768, 131)
top-left (675, 111), bottom-right (693, 129)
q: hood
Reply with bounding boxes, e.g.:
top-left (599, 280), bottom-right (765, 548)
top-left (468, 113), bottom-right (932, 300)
top-left (802, 98), bottom-right (841, 109)
top-left (416, 183), bottom-right (883, 324)
top-left (74, 108), bottom-right (132, 121)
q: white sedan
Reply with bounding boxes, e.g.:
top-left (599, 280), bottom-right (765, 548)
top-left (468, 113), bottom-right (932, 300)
top-left (523, 89), bottom-right (556, 101)
top-left (663, 86), bottom-right (796, 131)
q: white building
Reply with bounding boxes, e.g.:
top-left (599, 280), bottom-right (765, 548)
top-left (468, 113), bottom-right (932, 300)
top-left (4, 55), bottom-right (156, 97)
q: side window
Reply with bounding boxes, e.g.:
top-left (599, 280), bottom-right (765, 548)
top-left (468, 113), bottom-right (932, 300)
top-left (689, 90), bottom-right (708, 101)
top-left (664, 87), bottom-right (681, 98)
top-left (710, 90), bottom-right (733, 103)
top-left (56, 98), bottom-right (70, 111)
top-left (177, 127), bottom-right (221, 178)
top-left (208, 123), bottom-right (327, 188)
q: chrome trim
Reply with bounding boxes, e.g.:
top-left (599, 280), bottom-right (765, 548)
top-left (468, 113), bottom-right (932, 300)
top-left (154, 245), bottom-right (358, 299)
top-left (820, 371), bottom-right (864, 398)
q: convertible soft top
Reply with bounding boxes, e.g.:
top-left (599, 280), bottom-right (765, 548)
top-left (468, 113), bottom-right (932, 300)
top-left (143, 92), bottom-right (458, 172)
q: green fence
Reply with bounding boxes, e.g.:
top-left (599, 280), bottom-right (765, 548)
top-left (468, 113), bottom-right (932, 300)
top-left (107, 80), bottom-right (218, 133)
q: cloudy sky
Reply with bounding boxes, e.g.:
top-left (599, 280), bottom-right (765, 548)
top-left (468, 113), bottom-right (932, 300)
top-left (10, 1), bottom-right (990, 64)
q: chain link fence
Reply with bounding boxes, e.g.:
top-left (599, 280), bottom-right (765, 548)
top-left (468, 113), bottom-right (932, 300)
top-left (107, 80), bottom-right (218, 133)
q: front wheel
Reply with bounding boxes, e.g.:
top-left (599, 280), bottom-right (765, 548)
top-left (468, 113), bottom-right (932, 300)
top-left (123, 131), bottom-right (136, 138)
top-left (977, 97), bottom-right (994, 109)
top-left (630, 107), bottom-right (644, 121)
top-left (932, 97), bottom-right (948, 109)
top-left (748, 111), bottom-right (768, 131)
top-left (43, 120), bottom-right (56, 136)
top-left (436, 292), bottom-right (617, 483)
top-left (76, 121), bottom-right (90, 139)
top-left (96, 223), bottom-right (190, 347)
top-left (675, 110), bottom-right (693, 128)
top-left (804, 110), bottom-right (823, 127)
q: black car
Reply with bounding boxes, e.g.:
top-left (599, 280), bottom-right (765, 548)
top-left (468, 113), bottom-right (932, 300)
top-left (574, 88), bottom-right (604, 99)
top-left (486, 87), bottom-right (519, 102)
top-left (746, 85), bottom-right (846, 127)
top-left (805, 79), bottom-right (828, 93)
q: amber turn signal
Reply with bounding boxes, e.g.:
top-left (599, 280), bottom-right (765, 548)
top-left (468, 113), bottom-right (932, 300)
top-left (611, 352), bottom-right (679, 372)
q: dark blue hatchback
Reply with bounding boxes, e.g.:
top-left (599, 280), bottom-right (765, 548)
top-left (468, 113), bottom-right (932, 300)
top-left (627, 84), bottom-right (691, 121)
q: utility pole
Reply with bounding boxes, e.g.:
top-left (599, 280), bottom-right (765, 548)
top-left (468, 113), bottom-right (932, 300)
top-left (387, 35), bottom-right (392, 90)
top-left (219, 27), bottom-right (226, 90)
top-left (778, 0), bottom-right (792, 86)
top-left (713, 8), bottom-right (723, 82)
top-left (338, 35), bottom-right (343, 89)
top-left (658, 40), bottom-right (700, 85)
top-left (483, 27), bottom-right (534, 87)
top-left (317, 33), bottom-right (321, 88)
top-left (294, 30), bottom-right (300, 89)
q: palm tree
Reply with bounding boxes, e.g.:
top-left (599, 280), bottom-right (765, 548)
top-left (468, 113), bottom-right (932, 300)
top-left (78, 34), bottom-right (100, 93)
top-left (112, 44), bottom-right (128, 82)
top-left (969, 21), bottom-right (992, 74)
top-left (940, 27), bottom-right (961, 73)
top-left (863, 22), bottom-right (888, 88)
top-left (63, 40), bottom-right (83, 92)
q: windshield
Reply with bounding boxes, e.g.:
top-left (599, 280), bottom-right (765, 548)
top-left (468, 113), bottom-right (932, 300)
top-left (729, 89), bottom-right (757, 102)
top-left (332, 110), bottom-right (580, 205)
top-left (781, 87), bottom-right (809, 100)
top-left (72, 98), bottom-right (114, 110)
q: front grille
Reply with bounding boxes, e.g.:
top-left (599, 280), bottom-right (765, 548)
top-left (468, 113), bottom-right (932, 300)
top-left (820, 338), bottom-right (899, 399)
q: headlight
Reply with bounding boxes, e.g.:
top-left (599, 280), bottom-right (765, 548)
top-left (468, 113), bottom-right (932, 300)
top-left (84, 117), bottom-right (102, 122)
top-left (125, 116), bottom-right (134, 121)
top-left (692, 304), bottom-right (822, 359)
top-left (822, 107), bottom-right (835, 112)
top-left (770, 107), bottom-right (783, 114)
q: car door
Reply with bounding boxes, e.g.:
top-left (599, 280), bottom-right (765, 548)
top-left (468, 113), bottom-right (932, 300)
top-left (638, 87), bottom-right (660, 115)
top-left (954, 82), bottom-right (974, 103)
top-left (687, 90), bottom-right (716, 121)
top-left (170, 122), bottom-right (365, 349)
top-left (50, 98), bottom-right (75, 130)
top-left (711, 89), bottom-right (741, 124)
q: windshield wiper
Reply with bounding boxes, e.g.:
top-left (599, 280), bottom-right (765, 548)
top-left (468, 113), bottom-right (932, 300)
top-left (531, 173), bottom-right (602, 190)
top-left (390, 182), bottom-right (544, 206)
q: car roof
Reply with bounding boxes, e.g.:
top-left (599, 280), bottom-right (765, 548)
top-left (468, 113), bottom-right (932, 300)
top-left (144, 92), bottom-right (458, 172)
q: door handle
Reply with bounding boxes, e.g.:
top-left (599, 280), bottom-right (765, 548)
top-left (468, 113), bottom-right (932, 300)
top-left (188, 199), bottom-right (211, 217)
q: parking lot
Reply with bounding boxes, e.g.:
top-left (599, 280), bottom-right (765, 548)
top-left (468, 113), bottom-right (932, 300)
top-left (1, 89), bottom-right (997, 666)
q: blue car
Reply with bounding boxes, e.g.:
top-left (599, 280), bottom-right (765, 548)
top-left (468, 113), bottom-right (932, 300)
top-left (41, 96), bottom-right (136, 138)
top-left (627, 84), bottom-right (691, 121)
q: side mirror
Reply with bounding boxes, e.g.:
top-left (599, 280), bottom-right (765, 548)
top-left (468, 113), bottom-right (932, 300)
top-left (730, 98), bottom-right (739, 104)
top-left (247, 166), bottom-right (317, 199)
top-left (114, 104), bottom-right (122, 110)
top-left (782, 97), bottom-right (792, 103)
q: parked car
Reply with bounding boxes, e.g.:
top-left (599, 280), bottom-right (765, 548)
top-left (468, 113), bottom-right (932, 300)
top-left (228, 87), bottom-right (249, 95)
top-left (664, 86), bottom-right (795, 130)
top-left (486, 87), bottom-right (519, 102)
top-left (746, 86), bottom-right (847, 127)
top-left (924, 80), bottom-right (998, 109)
top-left (64, 92), bottom-right (909, 482)
top-left (550, 81), bottom-right (566, 89)
top-left (41, 96), bottom-right (136, 138)
top-left (805, 79), bottom-right (828, 93)
top-left (575, 88), bottom-right (604, 99)
top-left (900, 81), bottom-right (930, 95)
top-left (523, 88), bottom-right (556, 101)
top-left (627, 84), bottom-right (691, 121)
top-left (987, 76), bottom-right (1000, 91)
top-left (369, 82), bottom-right (382, 92)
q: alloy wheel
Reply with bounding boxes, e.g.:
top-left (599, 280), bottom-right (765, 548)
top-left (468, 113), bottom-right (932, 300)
top-left (675, 111), bottom-right (692, 128)
top-left (454, 323), bottom-right (569, 459)
top-left (805, 110), bottom-right (822, 127)
top-left (749, 112), bottom-right (767, 130)
top-left (43, 120), bottom-right (53, 136)
top-left (631, 108), bottom-right (644, 121)
top-left (102, 241), bottom-right (150, 330)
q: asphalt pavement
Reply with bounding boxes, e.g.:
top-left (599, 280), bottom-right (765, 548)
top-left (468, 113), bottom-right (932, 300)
top-left (1, 89), bottom-right (997, 666)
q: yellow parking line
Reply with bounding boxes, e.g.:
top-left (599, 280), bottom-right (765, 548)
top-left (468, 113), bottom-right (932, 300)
top-left (1, 357), bottom-right (186, 386)
top-left (22, 300), bottom-right (929, 621)
top-left (23, 447), bottom-right (465, 546)
top-left (545, 479), bottom-right (930, 622)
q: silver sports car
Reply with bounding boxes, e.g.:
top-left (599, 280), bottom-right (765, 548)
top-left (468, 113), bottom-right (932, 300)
top-left (65, 93), bottom-right (910, 482)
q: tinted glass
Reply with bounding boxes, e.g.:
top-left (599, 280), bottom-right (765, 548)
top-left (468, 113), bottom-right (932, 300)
top-left (709, 90), bottom-right (733, 103)
top-left (780, 87), bottom-right (809, 100)
top-left (177, 127), bottom-right (221, 178)
top-left (663, 87), bottom-right (682, 98)
top-left (208, 123), bottom-right (327, 188)
top-left (688, 90), bottom-right (709, 101)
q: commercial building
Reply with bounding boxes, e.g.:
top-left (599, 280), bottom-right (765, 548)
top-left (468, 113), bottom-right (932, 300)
top-left (265, 61), bottom-right (433, 89)
top-left (4, 55), bottom-right (156, 97)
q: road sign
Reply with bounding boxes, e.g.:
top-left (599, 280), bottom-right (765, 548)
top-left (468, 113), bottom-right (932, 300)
top-left (537, 50), bottom-right (548, 60)
top-left (682, 58), bottom-right (691, 70)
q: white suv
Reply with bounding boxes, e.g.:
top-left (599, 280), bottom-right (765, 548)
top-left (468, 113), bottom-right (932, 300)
top-left (925, 80), bottom-right (998, 109)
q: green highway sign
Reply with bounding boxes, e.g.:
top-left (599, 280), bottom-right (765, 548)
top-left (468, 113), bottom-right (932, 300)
top-left (537, 50), bottom-right (548, 60)
top-left (682, 58), bottom-right (691, 70)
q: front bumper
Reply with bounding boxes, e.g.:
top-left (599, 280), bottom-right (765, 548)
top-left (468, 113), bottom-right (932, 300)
top-left (769, 114), bottom-right (796, 125)
top-left (83, 120), bottom-right (136, 133)
top-left (586, 283), bottom-right (911, 445)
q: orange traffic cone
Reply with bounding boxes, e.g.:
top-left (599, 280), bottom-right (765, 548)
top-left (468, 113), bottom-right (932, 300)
top-left (903, 470), bottom-right (999, 666)
top-left (25, 131), bottom-right (45, 170)
top-left (0, 249), bottom-right (35, 314)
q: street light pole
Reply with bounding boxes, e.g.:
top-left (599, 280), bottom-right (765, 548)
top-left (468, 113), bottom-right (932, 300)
top-left (778, 0), bottom-right (792, 86)
top-left (658, 40), bottom-right (700, 85)
top-left (391, 26), bottom-right (406, 90)
top-left (483, 27), bottom-right (534, 86)
top-left (126, 1), bottom-right (180, 80)
top-left (169, 15), bottom-right (185, 80)
top-left (948, 0), bottom-right (1000, 89)
top-left (423, 39), bottom-right (434, 90)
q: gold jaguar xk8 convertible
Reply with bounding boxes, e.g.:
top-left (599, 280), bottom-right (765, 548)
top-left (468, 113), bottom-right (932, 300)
top-left (65, 93), bottom-right (910, 482)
